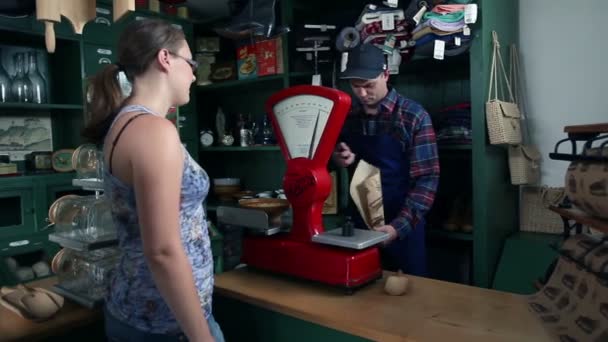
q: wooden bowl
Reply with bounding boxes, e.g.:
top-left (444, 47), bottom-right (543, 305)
top-left (238, 198), bottom-right (289, 218)
top-left (232, 190), bottom-right (255, 200)
top-left (214, 184), bottom-right (241, 201)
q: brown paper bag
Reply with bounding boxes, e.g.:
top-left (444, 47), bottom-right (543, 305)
top-left (350, 160), bottom-right (384, 229)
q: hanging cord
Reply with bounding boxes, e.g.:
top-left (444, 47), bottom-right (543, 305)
top-left (488, 31), bottom-right (516, 105)
top-left (510, 44), bottom-right (531, 144)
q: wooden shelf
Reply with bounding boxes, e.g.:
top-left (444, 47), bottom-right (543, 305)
top-left (438, 144), bottom-right (472, 151)
top-left (563, 123), bottom-right (608, 134)
top-left (0, 103), bottom-right (83, 110)
top-left (427, 229), bottom-right (473, 241)
top-left (549, 206), bottom-right (608, 234)
top-left (197, 75), bottom-right (285, 91)
top-left (0, 172), bottom-right (75, 184)
top-left (200, 145), bottom-right (280, 152)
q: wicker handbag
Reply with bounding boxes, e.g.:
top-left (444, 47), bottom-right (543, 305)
top-left (486, 31), bottom-right (521, 145)
top-left (507, 45), bottom-right (542, 185)
top-left (509, 145), bottom-right (541, 185)
top-left (520, 186), bottom-right (565, 234)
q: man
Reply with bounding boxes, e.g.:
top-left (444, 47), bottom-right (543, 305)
top-left (332, 43), bottom-right (440, 276)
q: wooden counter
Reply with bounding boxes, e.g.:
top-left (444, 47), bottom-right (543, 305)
top-left (0, 277), bottom-right (102, 342)
top-left (214, 268), bottom-right (552, 342)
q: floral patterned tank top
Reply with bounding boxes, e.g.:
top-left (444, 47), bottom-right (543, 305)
top-left (103, 105), bottom-right (213, 334)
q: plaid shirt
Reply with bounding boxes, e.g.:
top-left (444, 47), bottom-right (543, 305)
top-left (343, 88), bottom-right (440, 238)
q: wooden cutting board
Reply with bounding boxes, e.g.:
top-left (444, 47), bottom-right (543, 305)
top-left (113, 0), bottom-right (135, 22)
top-left (60, 0), bottom-right (96, 34)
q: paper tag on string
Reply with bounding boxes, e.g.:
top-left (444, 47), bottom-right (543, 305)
top-left (340, 52), bottom-right (348, 72)
top-left (383, 0), bottom-right (398, 8)
top-left (413, 6), bottom-right (427, 26)
top-left (464, 4), bottom-right (478, 24)
top-left (433, 40), bottom-right (445, 60)
top-left (381, 13), bottom-right (395, 31)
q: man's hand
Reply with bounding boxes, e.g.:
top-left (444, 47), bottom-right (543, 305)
top-left (332, 142), bottom-right (356, 167)
top-left (374, 225), bottom-right (398, 245)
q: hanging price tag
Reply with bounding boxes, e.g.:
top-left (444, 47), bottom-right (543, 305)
top-left (381, 13), bottom-right (395, 31)
top-left (383, 0), bottom-right (398, 8)
top-left (463, 25), bottom-right (471, 36)
top-left (433, 40), bottom-right (445, 60)
top-left (455, 36), bottom-right (461, 46)
top-left (312, 74), bottom-right (322, 86)
top-left (413, 6), bottom-right (427, 25)
top-left (340, 52), bottom-right (348, 72)
top-left (464, 4), bottom-right (478, 24)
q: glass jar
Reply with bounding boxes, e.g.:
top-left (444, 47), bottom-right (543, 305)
top-left (54, 247), bottom-right (120, 298)
top-left (49, 194), bottom-right (113, 238)
top-left (72, 144), bottom-right (104, 180)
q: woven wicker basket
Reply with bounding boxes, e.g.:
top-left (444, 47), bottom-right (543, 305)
top-left (509, 145), bottom-right (541, 185)
top-left (520, 186), bottom-right (565, 234)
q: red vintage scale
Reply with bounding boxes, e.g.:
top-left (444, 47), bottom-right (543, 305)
top-left (230, 85), bottom-right (389, 289)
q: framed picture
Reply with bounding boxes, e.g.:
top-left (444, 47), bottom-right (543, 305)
top-left (0, 115), bottom-right (53, 161)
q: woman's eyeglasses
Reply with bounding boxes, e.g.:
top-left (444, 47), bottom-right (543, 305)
top-left (168, 51), bottom-right (198, 72)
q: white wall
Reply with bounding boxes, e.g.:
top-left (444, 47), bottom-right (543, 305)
top-left (518, 0), bottom-right (608, 186)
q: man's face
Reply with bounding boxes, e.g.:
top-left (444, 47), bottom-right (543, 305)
top-left (349, 72), bottom-right (388, 107)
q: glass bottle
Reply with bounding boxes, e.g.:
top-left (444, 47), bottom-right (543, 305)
top-left (27, 51), bottom-right (47, 104)
top-left (11, 53), bottom-right (33, 102)
top-left (0, 48), bottom-right (11, 102)
top-left (262, 115), bottom-right (273, 145)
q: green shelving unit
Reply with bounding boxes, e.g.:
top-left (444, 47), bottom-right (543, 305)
top-left (197, 74), bottom-right (286, 91)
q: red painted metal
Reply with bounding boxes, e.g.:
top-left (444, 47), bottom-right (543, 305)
top-left (241, 85), bottom-right (382, 289)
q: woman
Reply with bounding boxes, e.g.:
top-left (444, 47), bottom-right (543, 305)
top-left (83, 19), bottom-right (223, 342)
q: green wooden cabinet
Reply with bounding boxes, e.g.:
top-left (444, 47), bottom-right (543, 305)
top-left (493, 232), bottom-right (561, 294)
top-left (214, 296), bottom-right (371, 342)
top-left (83, 44), bottom-right (116, 76)
top-left (178, 109), bottom-right (199, 142)
top-left (83, 3), bottom-right (115, 45)
top-left (0, 232), bottom-right (60, 286)
top-left (0, 186), bottom-right (36, 240)
top-left (0, 14), bottom-right (32, 32)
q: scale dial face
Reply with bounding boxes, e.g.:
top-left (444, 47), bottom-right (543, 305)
top-left (272, 95), bottom-right (334, 159)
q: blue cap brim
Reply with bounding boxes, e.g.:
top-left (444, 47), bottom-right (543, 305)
top-left (340, 67), bottom-right (383, 80)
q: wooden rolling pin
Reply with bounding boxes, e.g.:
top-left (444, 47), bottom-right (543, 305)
top-left (35, 0), bottom-right (61, 53)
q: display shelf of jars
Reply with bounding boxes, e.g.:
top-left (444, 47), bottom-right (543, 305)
top-left (47, 144), bottom-right (118, 308)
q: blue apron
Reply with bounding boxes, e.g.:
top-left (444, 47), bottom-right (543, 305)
top-left (342, 116), bottom-right (428, 276)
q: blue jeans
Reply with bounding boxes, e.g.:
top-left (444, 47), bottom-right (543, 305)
top-left (104, 306), bottom-right (225, 342)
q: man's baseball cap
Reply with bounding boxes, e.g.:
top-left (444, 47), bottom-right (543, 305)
top-left (340, 43), bottom-right (387, 80)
